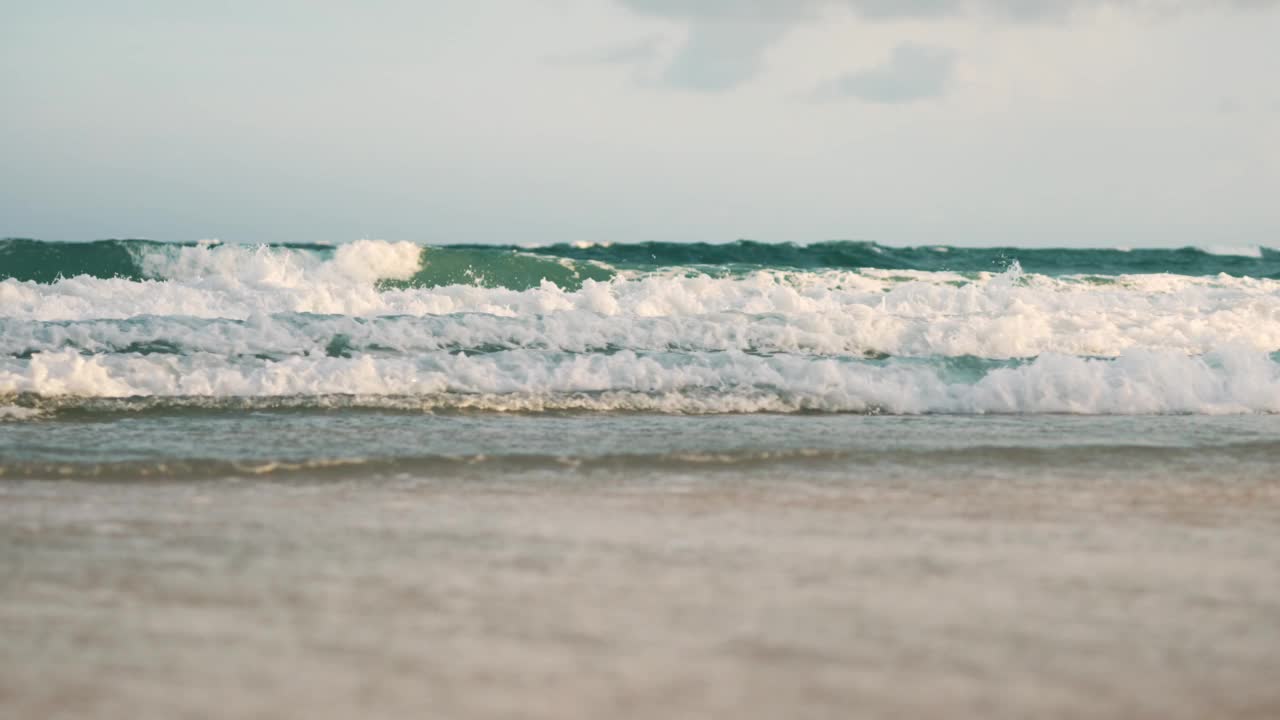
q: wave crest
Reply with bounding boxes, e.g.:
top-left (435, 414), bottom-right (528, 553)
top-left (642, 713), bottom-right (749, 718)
top-left (5, 238), bottom-right (1280, 289)
top-left (5, 347), bottom-right (1279, 415)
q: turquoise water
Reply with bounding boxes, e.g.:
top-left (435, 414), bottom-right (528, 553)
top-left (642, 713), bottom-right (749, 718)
top-left (4, 237), bottom-right (1280, 287)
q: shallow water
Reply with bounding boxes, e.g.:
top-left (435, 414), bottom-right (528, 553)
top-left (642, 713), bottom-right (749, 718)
top-left (3, 411), bottom-right (1280, 481)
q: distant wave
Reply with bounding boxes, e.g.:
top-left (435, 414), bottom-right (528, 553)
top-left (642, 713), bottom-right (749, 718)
top-left (3, 238), bottom-right (1280, 287)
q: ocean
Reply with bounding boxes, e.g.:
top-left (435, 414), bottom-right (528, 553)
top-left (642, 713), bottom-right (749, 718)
top-left (3, 238), bottom-right (1279, 718)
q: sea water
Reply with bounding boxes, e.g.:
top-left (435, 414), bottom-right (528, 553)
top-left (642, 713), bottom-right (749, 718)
top-left (2, 238), bottom-right (1279, 718)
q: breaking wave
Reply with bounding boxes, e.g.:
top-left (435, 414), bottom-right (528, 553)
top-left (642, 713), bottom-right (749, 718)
top-left (5, 238), bottom-right (1280, 286)
top-left (4, 237), bottom-right (1280, 416)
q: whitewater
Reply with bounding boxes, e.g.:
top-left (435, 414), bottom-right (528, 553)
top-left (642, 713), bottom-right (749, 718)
top-left (3, 238), bottom-right (1280, 416)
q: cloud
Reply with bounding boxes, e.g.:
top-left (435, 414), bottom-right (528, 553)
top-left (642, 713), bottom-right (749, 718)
top-left (620, 0), bottom-right (1278, 23)
top-left (613, 0), bottom-right (1279, 92)
top-left (824, 44), bottom-right (958, 103)
top-left (661, 22), bottom-right (789, 91)
top-left (547, 37), bottom-right (663, 66)
top-left (616, 0), bottom-right (824, 22)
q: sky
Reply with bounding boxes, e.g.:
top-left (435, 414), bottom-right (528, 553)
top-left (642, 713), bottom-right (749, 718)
top-left (2, 0), bottom-right (1278, 247)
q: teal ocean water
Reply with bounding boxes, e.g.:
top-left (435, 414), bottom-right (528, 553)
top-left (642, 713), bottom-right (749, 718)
top-left (4, 237), bottom-right (1280, 286)
top-left (3, 237), bottom-right (1280, 478)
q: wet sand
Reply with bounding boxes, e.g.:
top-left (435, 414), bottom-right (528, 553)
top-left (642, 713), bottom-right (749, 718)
top-left (2, 471), bottom-right (1279, 719)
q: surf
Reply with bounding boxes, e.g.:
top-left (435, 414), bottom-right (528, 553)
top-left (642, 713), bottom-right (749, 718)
top-left (4, 238), bottom-right (1280, 417)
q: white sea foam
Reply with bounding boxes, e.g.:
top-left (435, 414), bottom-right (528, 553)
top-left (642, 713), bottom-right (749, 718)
top-left (1198, 244), bottom-right (1264, 258)
top-left (4, 240), bottom-right (1280, 415)
top-left (4, 263), bottom-right (1279, 358)
top-left (132, 239), bottom-right (423, 287)
top-left (0, 405), bottom-right (44, 421)
top-left (3, 347), bottom-right (1278, 414)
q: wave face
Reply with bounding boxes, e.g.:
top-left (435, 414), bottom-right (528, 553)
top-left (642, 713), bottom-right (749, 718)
top-left (4, 238), bottom-right (1280, 283)
top-left (5, 237), bottom-right (1280, 416)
